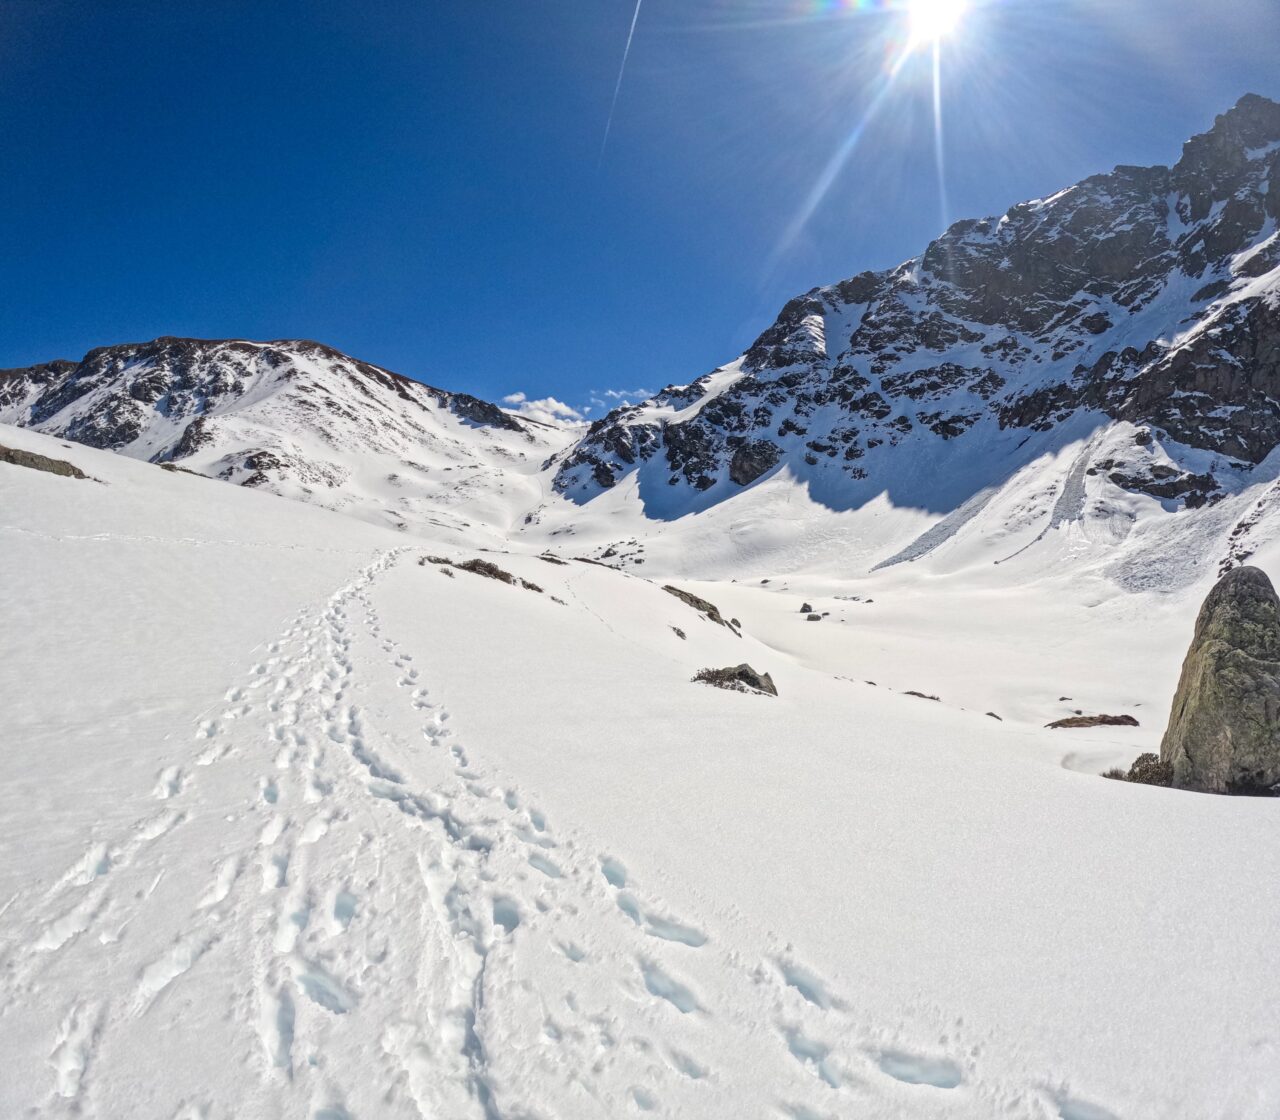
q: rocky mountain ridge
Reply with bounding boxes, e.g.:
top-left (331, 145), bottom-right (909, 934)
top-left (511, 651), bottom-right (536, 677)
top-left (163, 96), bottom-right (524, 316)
top-left (553, 94), bottom-right (1280, 516)
top-left (0, 336), bottom-right (571, 543)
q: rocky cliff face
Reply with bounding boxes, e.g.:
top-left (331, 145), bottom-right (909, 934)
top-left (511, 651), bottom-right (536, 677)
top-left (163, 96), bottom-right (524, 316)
top-left (554, 95), bottom-right (1280, 513)
top-left (1160, 565), bottom-right (1280, 794)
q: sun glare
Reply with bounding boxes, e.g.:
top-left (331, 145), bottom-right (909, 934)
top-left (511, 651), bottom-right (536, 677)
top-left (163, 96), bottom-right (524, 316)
top-left (908, 0), bottom-right (968, 46)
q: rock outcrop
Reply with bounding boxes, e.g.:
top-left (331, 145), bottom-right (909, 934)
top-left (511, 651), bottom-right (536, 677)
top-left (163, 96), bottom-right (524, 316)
top-left (693, 664), bottom-right (777, 697)
top-left (1160, 565), bottom-right (1280, 794)
top-left (0, 442), bottom-right (87, 479)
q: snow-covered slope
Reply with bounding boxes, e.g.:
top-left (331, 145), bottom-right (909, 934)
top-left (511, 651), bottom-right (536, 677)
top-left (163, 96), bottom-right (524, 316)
top-left (0, 337), bottom-right (574, 546)
top-left (3, 423), bottom-right (1279, 1118)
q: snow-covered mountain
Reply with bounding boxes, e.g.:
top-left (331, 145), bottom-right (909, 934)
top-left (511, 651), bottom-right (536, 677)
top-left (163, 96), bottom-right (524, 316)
top-left (5, 96), bottom-right (1280, 586)
top-left (540, 93), bottom-right (1280, 579)
top-left (0, 337), bottom-right (574, 545)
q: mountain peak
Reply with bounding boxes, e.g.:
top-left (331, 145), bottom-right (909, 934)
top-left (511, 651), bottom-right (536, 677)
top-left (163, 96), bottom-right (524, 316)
top-left (1176, 92), bottom-right (1280, 174)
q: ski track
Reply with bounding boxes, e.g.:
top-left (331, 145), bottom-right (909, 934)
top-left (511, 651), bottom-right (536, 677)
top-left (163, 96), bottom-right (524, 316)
top-left (0, 548), bottom-right (1121, 1119)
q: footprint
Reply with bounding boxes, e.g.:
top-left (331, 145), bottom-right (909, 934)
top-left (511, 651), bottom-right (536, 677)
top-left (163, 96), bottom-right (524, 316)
top-left (783, 1026), bottom-right (841, 1088)
top-left (331, 889), bottom-right (358, 933)
top-left (668, 1049), bottom-right (708, 1080)
top-left (258, 982), bottom-right (295, 1076)
top-left (291, 958), bottom-right (356, 1014)
top-left (616, 893), bottom-right (706, 947)
top-left (197, 857), bottom-right (241, 909)
top-left (1053, 1094), bottom-right (1120, 1120)
top-left (640, 960), bottom-right (701, 1014)
top-left (777, 959), bottom-right (837, 1010)
top-left (528, 853), bottom-right (562, 879)
top-left (133, 932), bottom-right (217, 1014)
top-left (36, 887), bottom-right (109, 952)
top-left (601, 856), bottom-right (627, 888)
top-left (49, 1000), bottom-right (103, 1101)
top-left (630, 1087), bottom-right (657, 1111)
top-left (876, 1050), bottom-right (962, 1089)
top-left (492, 896), bottom-right (521, 935)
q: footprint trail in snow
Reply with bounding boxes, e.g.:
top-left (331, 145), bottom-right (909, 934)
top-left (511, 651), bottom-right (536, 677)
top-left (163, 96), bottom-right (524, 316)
top-left (0, 549), bottom-right (1115, 1120)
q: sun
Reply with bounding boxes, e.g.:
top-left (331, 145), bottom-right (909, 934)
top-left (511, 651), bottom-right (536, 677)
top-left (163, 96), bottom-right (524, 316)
top-left (907, 0), bottom-right (968, 47)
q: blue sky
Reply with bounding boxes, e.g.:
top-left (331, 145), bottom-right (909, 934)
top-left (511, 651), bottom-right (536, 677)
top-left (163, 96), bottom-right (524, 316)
top-left (3, 0), bottom-right (1279, 419)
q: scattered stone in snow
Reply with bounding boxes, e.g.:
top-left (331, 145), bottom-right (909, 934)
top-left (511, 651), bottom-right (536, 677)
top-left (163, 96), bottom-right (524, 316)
top-left (903, 690), bottom-right (940, 702)
top-left (1047, 714), bottom-right (1140, 729)
top-left (800, 603), bottom-right (813, 613)
top-left (986, 712), bottom-right (1003, 721)
top-left (806, 614), bottom-right (822, 622)
top-left (692, 664), bottom-right (777, 697)
top-left (671, 627), bottom-right (687, 640)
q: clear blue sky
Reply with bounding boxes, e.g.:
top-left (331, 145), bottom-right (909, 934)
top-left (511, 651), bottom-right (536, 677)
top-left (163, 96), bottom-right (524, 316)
top-left (3, 0), bottom-right (1278, 416)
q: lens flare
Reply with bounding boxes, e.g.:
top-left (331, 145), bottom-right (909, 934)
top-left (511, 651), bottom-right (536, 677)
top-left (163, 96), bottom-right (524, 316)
top-left (908, 0), bottom-right (968, 46)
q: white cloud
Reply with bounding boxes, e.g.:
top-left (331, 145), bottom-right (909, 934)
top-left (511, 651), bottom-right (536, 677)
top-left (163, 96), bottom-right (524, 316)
top-left (502, 391), bottom-right (585, 426)
top-left (587, 386), bottom-right (655, 412)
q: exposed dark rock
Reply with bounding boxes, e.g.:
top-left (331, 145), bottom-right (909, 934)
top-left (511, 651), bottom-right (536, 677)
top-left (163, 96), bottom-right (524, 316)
top-left (904, 690), bottom-right (940, 702)
top-left (663, 585), bottom-right (739, 632)
top-left (806, 614), bottom-right (822, 622)
top-left (0, 443), bottom-right (87, 479)
top-left (1047, 714), bottom-right (1140, 729)
top-left (419, 555), bottom-right (542, 593)
top-left (692, 664), bottom-right (777, 697)
top-left (728, 439), bottom-right (780, 486)
top-left (1160, 565), bottom-right (1280, 793)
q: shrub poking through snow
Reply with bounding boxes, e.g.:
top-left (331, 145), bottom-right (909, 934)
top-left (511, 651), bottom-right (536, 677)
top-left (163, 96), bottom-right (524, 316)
top-left (693, 664), bottom-right (777, 697)
top-left (1103, 753), bottom-right (1174, 787)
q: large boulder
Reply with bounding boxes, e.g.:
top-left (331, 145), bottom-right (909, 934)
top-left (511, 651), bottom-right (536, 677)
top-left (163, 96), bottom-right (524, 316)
top-left (1160, 565), bottom-right (1280, 793)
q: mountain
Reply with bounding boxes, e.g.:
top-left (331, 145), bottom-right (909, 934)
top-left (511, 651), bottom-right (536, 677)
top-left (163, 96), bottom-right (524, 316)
top-left (0, 336), bottom-right (574, 545)
top-left (547, 94), bottom-right (1280, 571)
top-left (5, 97), bottom-right (1280, 584)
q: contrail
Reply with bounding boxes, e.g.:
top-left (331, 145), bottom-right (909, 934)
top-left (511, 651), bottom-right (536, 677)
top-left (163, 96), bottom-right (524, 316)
top-left (598, 0), bottom-right (643, 167)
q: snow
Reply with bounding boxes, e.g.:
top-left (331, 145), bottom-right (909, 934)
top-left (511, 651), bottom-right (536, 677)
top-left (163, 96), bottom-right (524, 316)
top-left (3, 423), bottom-right (1280, 1118)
